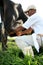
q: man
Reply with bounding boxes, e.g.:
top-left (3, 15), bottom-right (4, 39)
top-left (15, 5), bottom-right (43, 55)
top-left (15, 5), bottom-right (36, 36)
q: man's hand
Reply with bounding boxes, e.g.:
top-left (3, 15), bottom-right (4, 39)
top-left (16, 31), bottom-right (23, 36)
top-left (15, 27), bottom-right (33, 36)
top-left (22, 27), bottom-right (33, 35)
top-left (15, 26), bottom-right (25, 32)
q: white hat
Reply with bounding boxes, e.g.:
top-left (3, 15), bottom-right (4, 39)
top-left (25, 5), bottom-right (36, 12)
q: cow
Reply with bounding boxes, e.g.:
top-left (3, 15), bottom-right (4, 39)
top-left (0, 0), bottom-right (28, 50)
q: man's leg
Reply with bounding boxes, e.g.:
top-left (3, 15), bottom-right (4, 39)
top-left (15, 35), bottom-right (34, 49)
top-left (15, 35), bottom-right (34, 56)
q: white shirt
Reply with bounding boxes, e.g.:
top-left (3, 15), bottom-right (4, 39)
top-left (22, 12), bottom-right (43, 34)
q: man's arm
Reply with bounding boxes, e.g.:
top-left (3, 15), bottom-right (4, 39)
top-left (15, 13), bottom-right (38, 36)
top-left (22, 27), bottom-right (33, 35)
top-left (22, 13), bottom-right (38, 29)
top-left (16, 27), bottom-right (33, 36)
top-left (15, 26), bottom-right (25, 32)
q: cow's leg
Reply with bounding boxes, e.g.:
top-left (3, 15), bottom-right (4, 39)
top-left (1, 32), bottom-right (7, 51)
top-left (1, 22), bottom-right (7, 51)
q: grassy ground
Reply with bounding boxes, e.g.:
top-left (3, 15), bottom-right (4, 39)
top-left (0, 39), bottom-right (43, 65)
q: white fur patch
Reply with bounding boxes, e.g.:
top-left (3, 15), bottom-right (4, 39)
top-left (14, 20), bottom-right (23, 29)
top-left (14, 5), bottom-right (19, 18)
top-left (2, 22), bottom-right (5, 34)
top-left (13, 15), bottom-right (15, 20)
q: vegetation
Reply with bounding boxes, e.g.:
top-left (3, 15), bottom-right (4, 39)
top-left (0, 39), bottom-right (43, 65)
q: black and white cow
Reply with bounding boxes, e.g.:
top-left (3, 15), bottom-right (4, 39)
top-left (1, 0), bottom-right (28, 50)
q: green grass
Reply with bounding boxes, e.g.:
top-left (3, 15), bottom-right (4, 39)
top-left (0, 40), bottom-right (43, 65)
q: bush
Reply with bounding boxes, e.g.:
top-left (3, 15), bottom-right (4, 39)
top-left (0, 41), bottom-right (43, 65)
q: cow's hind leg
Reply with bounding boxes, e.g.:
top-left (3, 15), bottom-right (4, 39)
top-left (1, 33), bottom-right (7, 51)
top-left (1, 22), bottom-right (7, 51)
